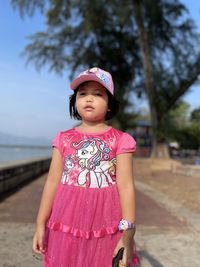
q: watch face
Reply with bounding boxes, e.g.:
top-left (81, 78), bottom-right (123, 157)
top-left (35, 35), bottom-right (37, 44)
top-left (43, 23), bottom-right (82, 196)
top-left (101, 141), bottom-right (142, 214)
top-left (121, 220), bottom-right (128, 230)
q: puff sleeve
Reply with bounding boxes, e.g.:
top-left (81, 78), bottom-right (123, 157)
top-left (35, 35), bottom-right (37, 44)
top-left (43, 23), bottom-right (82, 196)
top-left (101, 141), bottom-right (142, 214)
top-left (116, 132), bottom-right (136, 155)
top-left (52, 132), bottom-right (62, 155)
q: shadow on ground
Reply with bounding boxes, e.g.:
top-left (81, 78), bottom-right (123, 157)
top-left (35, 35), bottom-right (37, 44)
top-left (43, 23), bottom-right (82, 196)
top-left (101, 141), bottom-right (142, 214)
top-left (138, 250), bottom-right (164, 267)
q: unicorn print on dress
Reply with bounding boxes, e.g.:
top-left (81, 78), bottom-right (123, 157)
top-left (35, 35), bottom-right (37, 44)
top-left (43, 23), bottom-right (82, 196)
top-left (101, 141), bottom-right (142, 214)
top-left (61, 156), bottom-right (74, 184)
top-left (72, 138), bottom-right (116, 188)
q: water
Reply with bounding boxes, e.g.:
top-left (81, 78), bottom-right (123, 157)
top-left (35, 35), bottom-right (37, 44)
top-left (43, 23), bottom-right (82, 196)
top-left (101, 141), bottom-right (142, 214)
top-left (0, 145), bottom-right (51, 166)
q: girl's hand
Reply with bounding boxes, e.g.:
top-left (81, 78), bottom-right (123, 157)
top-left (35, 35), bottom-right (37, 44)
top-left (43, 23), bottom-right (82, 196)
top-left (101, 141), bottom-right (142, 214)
top-left (32, 225), bottom-right (46, 254)
top-left (113, 231), bottom-right (135, 266)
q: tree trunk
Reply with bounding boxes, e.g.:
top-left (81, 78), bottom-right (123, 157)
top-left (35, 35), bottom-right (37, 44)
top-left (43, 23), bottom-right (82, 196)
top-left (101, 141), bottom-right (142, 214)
top-left (132, 0), bottom-right (169, 158)
top-left (152, 142), bottom-right (170, 158)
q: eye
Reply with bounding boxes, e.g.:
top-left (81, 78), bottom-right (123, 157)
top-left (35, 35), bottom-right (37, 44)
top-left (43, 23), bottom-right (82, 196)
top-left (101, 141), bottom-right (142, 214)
top-left (95, 93), bottom-right (103, 96)
top-left (79, 92), bottom-right (86, 96)
top-left (81, 150), bottom-right (88, 155)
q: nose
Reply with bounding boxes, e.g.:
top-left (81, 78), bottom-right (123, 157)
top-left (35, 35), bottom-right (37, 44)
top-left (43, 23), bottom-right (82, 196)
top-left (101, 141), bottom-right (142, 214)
top-left (86, 94), bottom-right (93, 102)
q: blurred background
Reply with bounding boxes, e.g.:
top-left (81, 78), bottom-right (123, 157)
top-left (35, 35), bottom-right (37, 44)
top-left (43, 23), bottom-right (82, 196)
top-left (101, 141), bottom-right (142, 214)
top-left (0, 0), bottom-right (200, 164)
top-left (1, 2), bottom-right (200, 267)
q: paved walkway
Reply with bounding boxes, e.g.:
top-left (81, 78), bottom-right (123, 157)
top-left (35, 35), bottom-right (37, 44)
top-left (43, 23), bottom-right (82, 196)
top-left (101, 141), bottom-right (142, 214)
top-left (0, 159), bottom-right (200, 267)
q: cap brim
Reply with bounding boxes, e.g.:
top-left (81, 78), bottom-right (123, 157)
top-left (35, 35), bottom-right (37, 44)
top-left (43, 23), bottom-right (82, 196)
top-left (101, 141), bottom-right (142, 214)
top-left (70, 74), bottom-right (112, 94)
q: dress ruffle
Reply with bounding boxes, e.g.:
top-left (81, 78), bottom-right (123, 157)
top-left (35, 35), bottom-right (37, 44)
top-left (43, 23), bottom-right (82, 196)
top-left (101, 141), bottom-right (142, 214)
top-left (47, 221), bottom-right (118, 239)
top-left (46, 183), bottom-right (122, 239)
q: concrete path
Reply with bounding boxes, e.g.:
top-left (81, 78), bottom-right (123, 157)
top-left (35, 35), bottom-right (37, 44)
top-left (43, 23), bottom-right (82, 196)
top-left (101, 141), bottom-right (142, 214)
top-left (135, 181), bottom-right (200, 267)
top-left (0, 174), bottom-right (45, 267)
top-left (0, 161), bottom-right (200, 267)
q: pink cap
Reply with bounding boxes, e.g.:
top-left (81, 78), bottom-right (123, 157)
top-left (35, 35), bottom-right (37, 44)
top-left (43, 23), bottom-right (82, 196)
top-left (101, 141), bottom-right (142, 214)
top-left (70, 67), bottom-right (114, 95)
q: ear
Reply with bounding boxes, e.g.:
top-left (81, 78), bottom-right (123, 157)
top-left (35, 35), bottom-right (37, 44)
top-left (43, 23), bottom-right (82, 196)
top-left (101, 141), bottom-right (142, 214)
top-left (90, 141), bottom-right (95, 147)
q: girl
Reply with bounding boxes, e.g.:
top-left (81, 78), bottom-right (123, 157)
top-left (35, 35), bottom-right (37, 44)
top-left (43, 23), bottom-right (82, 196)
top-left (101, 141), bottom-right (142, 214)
top-left (33, 67), bottom-right (139, 267)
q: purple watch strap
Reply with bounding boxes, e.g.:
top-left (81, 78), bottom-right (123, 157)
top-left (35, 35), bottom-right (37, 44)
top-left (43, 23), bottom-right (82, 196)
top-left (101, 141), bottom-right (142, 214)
top-left (118, 219), bottom-right (135, 231)
top-left (128, 221), bottom-right (134, 229)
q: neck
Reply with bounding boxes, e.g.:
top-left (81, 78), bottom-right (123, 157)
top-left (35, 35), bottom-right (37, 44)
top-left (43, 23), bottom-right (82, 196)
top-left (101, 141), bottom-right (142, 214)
top-left (77, 121), bottom-right (109, 132)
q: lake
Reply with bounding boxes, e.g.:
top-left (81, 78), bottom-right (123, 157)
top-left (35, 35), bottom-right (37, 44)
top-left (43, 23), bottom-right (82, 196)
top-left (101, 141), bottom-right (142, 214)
top-left (0, 145), bottom-right (51, 166)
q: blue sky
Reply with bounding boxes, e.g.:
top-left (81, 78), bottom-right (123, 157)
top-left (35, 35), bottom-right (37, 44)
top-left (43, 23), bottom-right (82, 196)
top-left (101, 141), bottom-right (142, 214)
top-left (0, 1), bottom-right (200, 140)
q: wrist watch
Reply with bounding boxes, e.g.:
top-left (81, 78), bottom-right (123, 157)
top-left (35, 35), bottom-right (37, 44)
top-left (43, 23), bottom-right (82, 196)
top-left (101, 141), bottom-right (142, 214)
top-left (118, 219), bottom-right (135, 231)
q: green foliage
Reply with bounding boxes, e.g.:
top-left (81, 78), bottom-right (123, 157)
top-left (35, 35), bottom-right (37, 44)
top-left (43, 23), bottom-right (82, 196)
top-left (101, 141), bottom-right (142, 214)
top-left (191, 107), bottom-right (200, 122)
top-left (11, 0), bottom-right (46, 16)
top-left (173, 124), bottom-right (200, 150)
top-left (166, 102), bottom-right (200, 149)
top-left (168, 101), bottom-right (190, 129)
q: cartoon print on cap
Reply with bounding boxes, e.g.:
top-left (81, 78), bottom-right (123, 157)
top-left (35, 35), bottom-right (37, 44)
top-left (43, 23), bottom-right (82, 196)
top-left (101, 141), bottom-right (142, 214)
top-left (96, 72), bottom-right (110, 88)
top-left (87, 67), bottom-right (110, 88)
top-left (88, 67), bottom-right (99, 73)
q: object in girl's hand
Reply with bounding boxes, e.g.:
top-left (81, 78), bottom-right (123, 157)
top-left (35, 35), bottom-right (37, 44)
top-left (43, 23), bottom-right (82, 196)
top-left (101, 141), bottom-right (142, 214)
top-left (112, 247), bottom-right (140, 267)
top-left (112, 247), bottom-right (124, 267)
top-left (131, 251), bottom-right (140, 266)
top-left (127, 252), bottom-right (140, 267)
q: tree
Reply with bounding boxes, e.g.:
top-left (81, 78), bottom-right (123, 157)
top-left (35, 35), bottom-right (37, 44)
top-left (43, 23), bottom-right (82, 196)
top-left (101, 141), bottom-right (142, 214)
top-left (166, 103), bottom-right (200, 150)
top-left (12, 0), bottom-right (141, 130)
top-left (168, 101), bottom-right (190, 131)
top-left (191, 107), bottom-right (200, 122)
top-left (11, 0), bottom-right (200, 157)
top-left (132, 0), bottom-right (200, 156)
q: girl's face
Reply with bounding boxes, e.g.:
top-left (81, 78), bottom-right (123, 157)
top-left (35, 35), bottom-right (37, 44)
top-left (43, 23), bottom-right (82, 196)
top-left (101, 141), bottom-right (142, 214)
top-left (76, 81), bottom-right (108, 123)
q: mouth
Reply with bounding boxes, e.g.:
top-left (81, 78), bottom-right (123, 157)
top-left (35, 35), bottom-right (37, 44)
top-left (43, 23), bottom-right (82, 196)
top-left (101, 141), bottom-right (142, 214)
top-left (84, 106), bottom-right (94, 111)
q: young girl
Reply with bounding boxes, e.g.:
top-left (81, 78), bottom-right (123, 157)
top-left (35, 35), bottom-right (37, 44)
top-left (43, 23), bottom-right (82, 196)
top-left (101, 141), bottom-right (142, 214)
top-left (33, 67), bottom-right (139, 267)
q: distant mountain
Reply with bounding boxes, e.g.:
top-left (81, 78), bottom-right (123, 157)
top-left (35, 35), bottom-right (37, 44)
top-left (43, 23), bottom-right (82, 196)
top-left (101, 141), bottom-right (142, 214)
top-left (0, 132), bottom-right (51, 147)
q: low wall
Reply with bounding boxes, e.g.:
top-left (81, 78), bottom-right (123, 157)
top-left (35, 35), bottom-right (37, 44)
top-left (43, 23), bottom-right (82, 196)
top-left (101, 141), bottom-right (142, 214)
top-left (172, 161), bottom-right (200, 177)
top-left (0, 157), bottom-right (51, 196)
top-left (135, 158), bottom-right (200, 177)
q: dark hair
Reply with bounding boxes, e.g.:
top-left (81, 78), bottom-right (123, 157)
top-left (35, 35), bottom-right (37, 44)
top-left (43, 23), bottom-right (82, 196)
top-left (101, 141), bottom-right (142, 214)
top-left (69, 84), bottom-right (120, 121)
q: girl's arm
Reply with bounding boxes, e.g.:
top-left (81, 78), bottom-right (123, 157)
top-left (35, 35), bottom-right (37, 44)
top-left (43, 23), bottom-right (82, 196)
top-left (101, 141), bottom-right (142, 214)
top-left (36, 148), bottom-right (63, 226)
top-left (116, 152), bottom-right (135, 223)
top-left (33, 148), bottom-right (63, 253)
top-left (115, 152), bottom-right (136, 264)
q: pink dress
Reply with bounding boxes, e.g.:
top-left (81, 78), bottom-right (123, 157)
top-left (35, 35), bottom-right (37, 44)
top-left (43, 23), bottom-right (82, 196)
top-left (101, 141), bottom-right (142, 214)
top-left (43, 126), bottom-right (136, 267)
